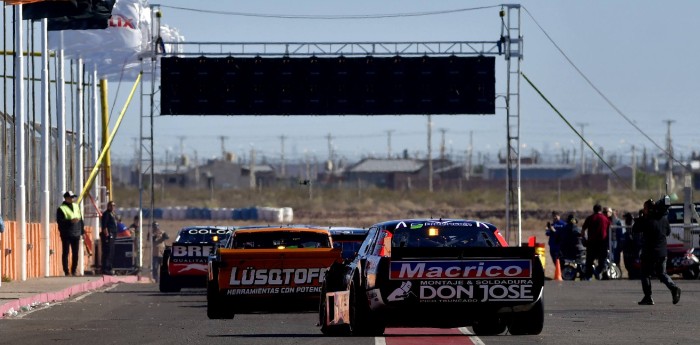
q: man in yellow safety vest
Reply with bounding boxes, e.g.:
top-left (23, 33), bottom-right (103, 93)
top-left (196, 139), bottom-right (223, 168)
top-left (56, 191), bottom-right (84, 276)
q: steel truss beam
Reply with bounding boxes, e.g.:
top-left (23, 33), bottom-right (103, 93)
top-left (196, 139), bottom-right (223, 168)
top-left (161, 41), bottom-right (503, 57)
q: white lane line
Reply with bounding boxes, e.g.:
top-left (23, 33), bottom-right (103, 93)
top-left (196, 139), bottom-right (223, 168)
top-left (74, 284), bottom-right (118, 302)
top-left (459, 327), bottom-right (486, 345)
top-left (376, 328), bottom-right (483, 345)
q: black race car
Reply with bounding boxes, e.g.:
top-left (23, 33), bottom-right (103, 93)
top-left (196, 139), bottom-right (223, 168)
top-left (319, 218), bottom-right (545, 336)
top-left (160, 226), bottom-right (234, 292)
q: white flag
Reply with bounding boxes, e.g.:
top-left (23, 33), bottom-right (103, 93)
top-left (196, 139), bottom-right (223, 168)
top-left (48, 0), bottom-right (184, 81)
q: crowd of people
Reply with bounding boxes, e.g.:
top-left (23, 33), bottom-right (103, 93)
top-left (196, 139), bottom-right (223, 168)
top-left (545, 199), bottom-right (681, 305)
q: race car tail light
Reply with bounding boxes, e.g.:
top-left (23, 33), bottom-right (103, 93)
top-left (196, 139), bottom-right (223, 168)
top-left (427, 227), bottom-right (439, 237)
top-left (493, 229), bottom-right (509, 247)
top-left (212, 235), bottom-right (219, 242)
top-left (377, 230), bottom-right (393, 257)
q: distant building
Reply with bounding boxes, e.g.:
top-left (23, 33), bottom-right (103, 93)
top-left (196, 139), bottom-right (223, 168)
top-left (344, 158), bottom-right (458, 189)
top-left (483, 164), bottom-right (577, 180)
top-left (345, 158), bottom-right (425, 189)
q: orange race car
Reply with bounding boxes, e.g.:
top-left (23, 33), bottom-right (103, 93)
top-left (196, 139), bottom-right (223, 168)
top-left (207, 226), bottom-right (342, 319)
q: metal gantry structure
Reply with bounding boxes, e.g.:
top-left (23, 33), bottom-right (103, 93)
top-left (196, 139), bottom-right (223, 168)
top-left (503, 5), bottom-right (523, 245)
top-left (140, 4), bottom-right (523, 245)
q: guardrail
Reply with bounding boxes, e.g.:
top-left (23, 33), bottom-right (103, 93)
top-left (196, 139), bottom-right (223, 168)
top-left (0, 221), bottom-right (94, 282)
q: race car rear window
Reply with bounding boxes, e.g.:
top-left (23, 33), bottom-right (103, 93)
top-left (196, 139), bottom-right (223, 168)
top-left (391, 225), bottom-right (501, 248)
top-left (175, 228), bottom-right (232, 244)
top-left (232, 231), bottom-right (331, 249)
top-left (332, 240), bottom-right (363, 259)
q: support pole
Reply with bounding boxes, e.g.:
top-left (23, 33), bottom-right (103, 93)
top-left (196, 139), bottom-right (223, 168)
top-left (15, 6), bottom-right (27, 281)
top-left (75, 58), bottom-right (85, 274)
top-left (100, 79), bottom-right (112, 200)
top-left (40, 18), bottom-right (51, 277)
top-left (57, 35), bottom-right (66, 198)
top-left (91, 65), bottom-right (101, 270)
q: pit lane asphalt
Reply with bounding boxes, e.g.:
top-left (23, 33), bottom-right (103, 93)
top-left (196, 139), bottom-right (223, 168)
top-left (0, 278), bottom-right (696, 345)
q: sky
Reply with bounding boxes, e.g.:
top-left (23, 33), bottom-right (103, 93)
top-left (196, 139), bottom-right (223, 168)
top-left (6, 1), bottom-right (700, 168)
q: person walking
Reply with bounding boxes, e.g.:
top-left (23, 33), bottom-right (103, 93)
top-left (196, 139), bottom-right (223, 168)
top-left (633, 199), bottom-right (681, 305)
top-left (100, 201), bottom-right (118, 275)
top-left (56, 191), bottom-right (84, 276)
top-left (151, 222), bottom-right (169, 282)
top-left (581, 204), bottom-right (611, 280)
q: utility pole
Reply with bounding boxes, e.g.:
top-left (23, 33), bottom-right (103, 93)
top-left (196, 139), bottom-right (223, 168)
top-left (576, 123), bottom-right (587, 175)
top-left (304, 149), bottom-right (310, 181)
top-left (665, 119), bottom-right (675, 190)
top-left (385, 130), bottom-right (394, 159)
top-left (178, 136), bottom-right (186, 157)
top-left (280, 135), bottom-right (286, 178)
top-left (439, 128), bottom-right (447, 161)
top-left (249, 146), bottom-right (256, 190)
top-left (631, 145), bottom-right (636, 192)
top-left (326, 133), bottom-right (334, 163)
top-left (218, 135), bottom-right (228, 159)
top-left (467, 130), bottom-right (473, 180)
top-left (427, 115), bottom-right (433, 193)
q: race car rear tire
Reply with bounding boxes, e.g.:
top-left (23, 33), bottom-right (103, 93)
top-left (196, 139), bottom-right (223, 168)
top-left (349, 281), bottom-right (385, 336)
top-left (159, 264), bottom-right (181, 293)
top-left (207, 279), bottom-right (235, 319)
top-left (508, 298), bottom-right (544, 335)
top-left (472, 317), bottom-right (506, 336)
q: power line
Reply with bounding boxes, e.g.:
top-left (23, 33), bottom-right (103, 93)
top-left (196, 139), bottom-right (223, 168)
top-left (522, 6), bottom-right (685, 169)
top-left (157, 5), bottom-right (499, 20)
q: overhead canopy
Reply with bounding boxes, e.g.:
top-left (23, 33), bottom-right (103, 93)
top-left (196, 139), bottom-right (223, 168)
top-left (22, 0), bottom-right (115, 30)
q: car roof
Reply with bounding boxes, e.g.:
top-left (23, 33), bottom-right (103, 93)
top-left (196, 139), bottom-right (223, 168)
top-left (233, 227), bottom-right (330, 235)
top-left (372, 218), bottom-right (498, 230)
top-left (328, 227), bottom-right (368, 236)
top-left (178, 225), bottom-right (234, 233)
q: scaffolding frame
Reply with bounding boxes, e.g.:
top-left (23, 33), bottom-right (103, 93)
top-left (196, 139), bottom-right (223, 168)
top-left (141, 4), bottom-right (523, 245)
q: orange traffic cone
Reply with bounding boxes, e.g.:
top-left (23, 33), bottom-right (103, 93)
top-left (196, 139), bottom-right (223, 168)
top-left (554, 258), bottom-right (563, 281)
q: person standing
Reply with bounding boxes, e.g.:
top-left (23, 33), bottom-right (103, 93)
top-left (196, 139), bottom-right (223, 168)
top-left (545, 211), bottom-right (567, 265)
top-left (606, 207), bottom-right (624, 267)
top-left (633, 199), bottom-right (681, 305)
top-left (100, 201), bottom-right (118, 275)
top-left (622, 212), bottom-right (642, 279)
top-left (56, 191), bottom-right (84, 276)
top-left (559, 214), bottom-right (584, 261)
top-left (151, 222), bottom-right (169, 282)
top-left (581, 204), bottom-right (611, 280)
